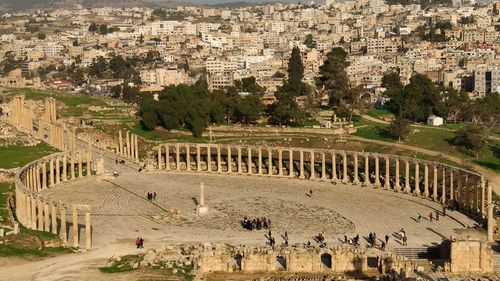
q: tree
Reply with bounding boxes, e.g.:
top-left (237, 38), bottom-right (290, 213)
top-left (304, 34), bottom-right (316, 48)
top-left (269, 90), bottom-right (306, 126)
top-left (317, 47), bottom-right (360, 120)
top-left (453, 124), bottom-right (487, 158)
top-left (37, 33), bottom-right (46, 40)
top-left (98, 24), bottom-right (108, 35)
top-left (111, 85), bottom-right (122, 99)
top-left (88, 57), bottom-right (107, 78)
top-left (441, 88), bottom-right (469, 123)
top-left (122, 85), bottom-right (139, 104)
top-left (386, 74), bottom-right (445, 122)
top-left (235, 94), bottom-right (263, 123)
top-left (386, 117), bottom-right (411, 142)
top-left (71, 68), bottom-right (85, 86)
top-left (88, 23), bottom-right (98, 33)
top-left (288, 46), bottom-right (304, 81)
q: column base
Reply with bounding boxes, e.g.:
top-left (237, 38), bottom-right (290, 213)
top-left (353, 179), bottom-right (360, 185)
top-left (196, 205), bottom-right (209, 216)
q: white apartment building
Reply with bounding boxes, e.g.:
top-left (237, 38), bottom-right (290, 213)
top-left (474, 64), bottom-right (500, 97)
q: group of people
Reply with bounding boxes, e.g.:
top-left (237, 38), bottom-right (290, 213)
top-left (416, 210), bottom-right (442, 223)
top-left (147, 192), bottom-right (157, 201)
top-left (343, 234), bottom-right (360, 246)
top-left (242, 216), bottom-right (272, 231)
top-left (135, 237), bottom-right (144, 249)
top-left (399, 228), bottom-right (408, 246)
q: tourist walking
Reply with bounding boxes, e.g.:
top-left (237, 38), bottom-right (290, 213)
top-left (309, 189), bottom-right (313, 197)
top-left (139, 237), bottom-right (144, 248)
top-left (385, 234), bottom-right (389, 244)
top-left (135, 237), bottom-right (141, 249)
top-left (402, 235), bottom-right (408, 246)
top-left (442, 205), bottom-right (447, 217)
top-left (284, 231), bottom-right (288, 241)
top-left (436, 210), bottom-right (439, 221)
top-left (429, 212), bottom-right (433, 222)
top-left (416, 213), bottom-right (421, 223)
top-left (153, 192), bottom-right (157, 200)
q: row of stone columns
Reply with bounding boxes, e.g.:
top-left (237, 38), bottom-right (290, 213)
top-left (21, 152), bottom-right (92, 192)
top-left (10, 95), bottom-right (34, 131)
top-left (43, 97), bottom-right (57, 122)
top-left (15, 187), bottom-right (91, 249)
top-left (49, 123), bottom-right (65, 150)
top-left (156, 143), bottom-right (493, 238)
top-left (116, 131), bottom-right (139, 161)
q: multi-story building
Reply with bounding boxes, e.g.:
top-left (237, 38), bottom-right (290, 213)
top-left (474, 64), bottom-right (500, 96)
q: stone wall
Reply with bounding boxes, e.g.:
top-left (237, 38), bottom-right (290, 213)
top-left (449, 240), bottom-right (493, 273)
top-left (142, 243), bottom-right (415, 276)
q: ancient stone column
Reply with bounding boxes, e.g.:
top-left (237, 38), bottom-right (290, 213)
top-left (126, 131), bottom-right (131, 157)
top-left (247, 147), bottom-right (252, 174)
top-left (165, 145), bottom-right (170, 171)
top-left (35, 164), bottom-right (41, 192)
top-left (332, 151), bottom-right (338, 183)
top-left (157, 146), bottom-right (162, 169)
top-left (60, 207), bottom-right (67, 244)
top-left (458, 174), bottom-right (464, 209)
top-left (342, 153), bottom-right (348, 183)
top-left (299, 150), bottom-right (305, 179)
top-left (118, 131), bottom-right (123, 155)
top-left (424, 164), bottom-right (429, 198)
top-left (481, 177), bottom-right (486, 217)
top-left (134, 134), bottom-right (139, 161)
top-left (267, 149), bottom-right (272, 176)
top-left (26, 194), bottom-right (32, 228)
top-left (217, 145), bottom-right (222, 173)
top-left (42, 162), bottom-right (47, 189)
top-left (364, 154), bottom-right (370, 186)
top-left (207, 146), bottom-right (212, 172)
top-left (257, 148), bottom-right (263, 175)
top-left (237, 146), bottom-right (242, 174)
top-left (44, 203), bottom-right (50, 232)
top-left (186, 144), bottom-right (191, 171)
top-left (321, 153), bottom-right (327, 180)
top-left (310, 151), bottom-right (315, 180)
top-left (78, 152), bottom-right (83, 178)
top-left (55, 156), bottom-right (60, 184)
top-left (384, 157), bottom-right (390, 189)
top-left (73, 208), bottom-right (79, 248)
top-left (394, 159), bottom-right (400, 191)
top-left (414, 162), bottom-right (420, 196)
top-left (449, 170), bottom-right (454, 201)
top-left (433, 165), bottom-right (438, 201)
top-left (62, 154), bottom-right (67, 182)
top-left (487, 181), bottom-right (494, 242)
top-left (197, 145), bottom-right (201, 172)
top-left (199, 182), bottom-right (205, 206)
top-left (85, 212), bottom-right (91, 250)
top-left (442, 168), bottom-right (447, 204)
top-left (352, 154), bottom-right (359, 184)
top-left (49, 159), bottom-right (55, 187)
top-left (278, 149), bottom-right (283, 176)
top-left (227, 146), bottom-right (232, 173)
top-left (37, 199), bottom-right (43, 231)
top-left (374, 155), bottom-right (380, 187)
top-left (70, 154), bottom-right (75, 179)
top-left (31, 197), bottom-right (37, 230)
top-left (51, 204), bottom-right (57, 234)
top-left (176, 143), bottom-right (181, 171)
top-left (289, 149), bottom-right (294, 177)
top-left (405, 160), bottom-right (410, 193)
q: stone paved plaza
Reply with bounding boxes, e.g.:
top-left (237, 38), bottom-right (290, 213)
top-left (39, 155), bottom-right (477, 250)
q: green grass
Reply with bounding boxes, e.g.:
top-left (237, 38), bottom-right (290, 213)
top-left (8, 88), bottom-right (106, 107)
top-left (365, 108), bottom-right (394, 120)
top-left (0, 182), bottom-right (14, 224)
top-left (0, 244), bottom-right (72, 257)
top-left (352, 121), bottom-right (394, 142)
top-left (99, 254), bottom-right (141, 273)
top-left (0, 143), bottom-right (58, 169)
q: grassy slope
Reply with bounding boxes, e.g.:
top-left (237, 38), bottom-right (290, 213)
top-left (0, 143), bottom-right (57, 169)
top-left (353, 119), bottom-right (500, 173)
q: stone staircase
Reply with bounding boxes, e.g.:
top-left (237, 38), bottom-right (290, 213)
top-left (394, 247), bottom-right (440, 260)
